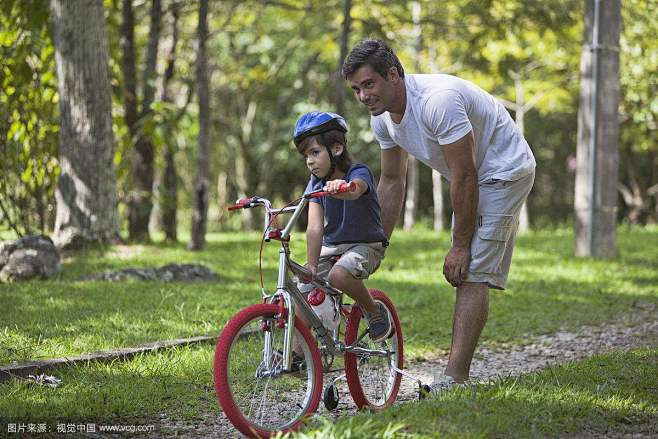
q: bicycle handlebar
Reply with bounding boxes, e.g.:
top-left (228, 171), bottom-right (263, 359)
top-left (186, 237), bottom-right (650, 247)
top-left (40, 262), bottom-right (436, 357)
top-left (226, 182), bottom-right (357, 242)
top-left (227, 196), bottom-right (259, 211)
top-left (227, 181), bottom-right (356, 211)
top-left (305, 181), bottom-right (357, 199)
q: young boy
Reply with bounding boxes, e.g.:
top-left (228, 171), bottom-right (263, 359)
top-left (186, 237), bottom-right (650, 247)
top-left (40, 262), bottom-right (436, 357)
top-left (293, 111), bottom-right (391, 342)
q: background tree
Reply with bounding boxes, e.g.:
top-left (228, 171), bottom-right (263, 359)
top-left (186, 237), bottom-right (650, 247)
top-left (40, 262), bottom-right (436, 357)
top-left (49, 0), bottom-right (119, 248)
top-left (1, 0), bottom-right (656, 246)
top-left (496, 63), bottom-right (547, 234)
top-left (574, 0), bottom-right (621, 258)
top-left (403, 1), bottom-right (423, 232)
top-left (125, 0), bottom-right (163, 242)
top-left (0, 1), bottom-right (59, 236)
top-left (617, 0), bottom-right (658, 224)
top-left (160, 1), bottom-right (183, 243)
top-left (335, 0), bottom-right (353, 115)
top-left (189, 0), bottom-right (210, 250)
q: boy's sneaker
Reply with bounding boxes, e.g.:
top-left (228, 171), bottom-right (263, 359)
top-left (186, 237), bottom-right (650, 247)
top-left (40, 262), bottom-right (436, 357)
top-left (366, 303), bottom-right (392, 342)
top-left (429, 374), bottom-right (466, 394)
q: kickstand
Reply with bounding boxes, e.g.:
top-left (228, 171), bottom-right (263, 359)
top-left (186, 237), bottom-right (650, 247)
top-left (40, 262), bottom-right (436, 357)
top-left (391, 365), bottom-right (432, 399)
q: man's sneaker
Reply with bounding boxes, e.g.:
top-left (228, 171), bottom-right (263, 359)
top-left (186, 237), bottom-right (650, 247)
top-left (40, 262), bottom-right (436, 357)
top-left (429, 374), bottom-right (466, 395)
top-left (366, 303), bottom-right (392, 342)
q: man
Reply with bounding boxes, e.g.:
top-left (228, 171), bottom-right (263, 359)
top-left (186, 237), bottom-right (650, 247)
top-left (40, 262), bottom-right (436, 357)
top-left (342, 39), bottom-right (536, 388)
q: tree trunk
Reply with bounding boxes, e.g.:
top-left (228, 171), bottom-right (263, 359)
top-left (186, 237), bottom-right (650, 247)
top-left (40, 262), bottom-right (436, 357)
top-left (216, 170), bottom-right (228, 227)
top-left (574, 0), bottom-right (620, 258)
top-left (121, 0), bottom-right (138, 137)
top-left (403, 157), bottom-right (418, 231)
top-left (234, 101), bottom-right (257, 230)
top-left (497, 67), bottom-right (546, 234)
top-left (335, 0), bottom-right (352, 115)
top-left (161, 1), bottom-right (181, 242)
top-left (189, 0), bottom-right (210, 250)
top-left (432, 170), bottom-right (444, 231)
top-left (513, 76), bottom-right (530, 234)
top-left (128, 0), bottom-right (162, 242)
top-left (50, 0), bottom-right (119, 249)
top-left (428, 19), bottom-right (444, 231)
top-left (403, 2), bottom-right (422, 231)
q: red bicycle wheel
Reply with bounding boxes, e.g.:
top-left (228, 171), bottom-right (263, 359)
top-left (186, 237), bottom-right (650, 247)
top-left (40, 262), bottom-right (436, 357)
top-left (214, 303), bottom-right (323, 437)
top-left (344, 289), bottom-right (403, 410)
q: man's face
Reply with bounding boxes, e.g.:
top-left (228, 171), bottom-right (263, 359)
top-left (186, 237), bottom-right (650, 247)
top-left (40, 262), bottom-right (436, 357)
top-left (347, 65), bottom-right (396, 116)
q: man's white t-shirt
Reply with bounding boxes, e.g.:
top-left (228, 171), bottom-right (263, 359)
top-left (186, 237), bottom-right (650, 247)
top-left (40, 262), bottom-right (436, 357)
top-left (372, 74), bottom-right (536, 183)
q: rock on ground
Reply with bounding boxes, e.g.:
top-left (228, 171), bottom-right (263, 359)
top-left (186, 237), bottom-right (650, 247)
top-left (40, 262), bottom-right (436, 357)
top-left (0, 235), bottom-right (61, 282)
top-left (82, 264), bottom-right (220, 282)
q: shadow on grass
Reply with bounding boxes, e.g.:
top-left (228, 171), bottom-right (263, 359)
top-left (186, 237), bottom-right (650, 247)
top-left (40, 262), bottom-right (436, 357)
top-left (310, 349), bottom-right (658, 439)
top-left (1, 227), bottom-right (656, 364)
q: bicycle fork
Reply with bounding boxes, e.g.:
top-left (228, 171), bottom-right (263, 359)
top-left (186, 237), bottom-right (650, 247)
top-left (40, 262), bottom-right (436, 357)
top-left (266, 247), bottom-right (335, 374)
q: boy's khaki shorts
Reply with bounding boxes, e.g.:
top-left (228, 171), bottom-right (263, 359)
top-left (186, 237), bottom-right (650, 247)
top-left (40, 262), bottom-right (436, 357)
top-left (462, 172), bottom-right (535, 290)
top-left (315, 242), bottom-right (386, 281)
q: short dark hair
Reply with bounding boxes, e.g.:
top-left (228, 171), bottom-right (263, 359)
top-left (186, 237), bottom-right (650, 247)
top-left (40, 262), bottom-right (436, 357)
top-left (297, 129), bottom-right (354, 175)
top-left (341, 39), bottom-right (405, 80)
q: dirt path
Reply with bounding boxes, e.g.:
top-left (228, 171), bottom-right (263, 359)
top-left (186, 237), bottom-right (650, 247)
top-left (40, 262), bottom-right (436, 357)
top-left (153, 306), bottom-right (658, 438)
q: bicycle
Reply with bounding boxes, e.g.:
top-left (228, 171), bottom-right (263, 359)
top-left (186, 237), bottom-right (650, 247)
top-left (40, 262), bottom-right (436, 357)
top-left (213, 183), bottom-right (404, 438)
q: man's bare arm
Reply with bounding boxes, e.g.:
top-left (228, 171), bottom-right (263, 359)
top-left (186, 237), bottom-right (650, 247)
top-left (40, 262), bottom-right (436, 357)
top-left (443, 132), bottom-right (479, 286)
top-left (377, 146), bottom-right (408, 239)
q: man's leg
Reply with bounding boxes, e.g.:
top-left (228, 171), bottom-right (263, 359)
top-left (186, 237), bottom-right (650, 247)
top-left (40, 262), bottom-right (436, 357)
top-left (444, 281), bottom-right (489, 383)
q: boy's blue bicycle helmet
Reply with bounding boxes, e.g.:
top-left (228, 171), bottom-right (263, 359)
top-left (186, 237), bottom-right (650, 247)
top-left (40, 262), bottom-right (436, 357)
top-left (293, 111), bottom-right (348, 147)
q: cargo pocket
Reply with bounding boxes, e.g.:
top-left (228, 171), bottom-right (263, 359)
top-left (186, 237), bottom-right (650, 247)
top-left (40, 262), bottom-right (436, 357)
top-left (365, 245), bottom-right (385, 276)
top-left (471, 214), bottom-right (514, 274)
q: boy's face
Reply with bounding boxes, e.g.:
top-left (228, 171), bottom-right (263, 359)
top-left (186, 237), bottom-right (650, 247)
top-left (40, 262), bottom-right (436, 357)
top-left (303, 139), bottom-right (342, 179)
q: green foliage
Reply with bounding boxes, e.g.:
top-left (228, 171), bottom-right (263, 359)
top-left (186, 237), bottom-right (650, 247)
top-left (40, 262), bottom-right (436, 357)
top-left (0, 1), bottom-right (59, 235)
top-left (1, 0), bottom-right (657, 238)
top-left (620, 0), bottom-right (658, 154)
top-left (617, 0), bottom-right (658, 223)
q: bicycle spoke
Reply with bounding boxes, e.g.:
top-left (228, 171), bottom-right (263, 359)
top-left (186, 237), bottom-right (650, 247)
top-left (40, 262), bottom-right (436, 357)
top-left (215, 304), bottom-right (322, 435)
top-left (344, 292), bottom-right (403, 410)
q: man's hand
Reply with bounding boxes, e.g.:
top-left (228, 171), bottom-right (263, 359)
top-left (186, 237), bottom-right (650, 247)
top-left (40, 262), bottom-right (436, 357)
top-left (443, 246), bottom-right (470, 287)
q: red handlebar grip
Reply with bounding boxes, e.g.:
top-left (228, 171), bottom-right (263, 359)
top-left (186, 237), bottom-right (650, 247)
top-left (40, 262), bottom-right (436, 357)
top-left (307, 181), bottom-right (357, 199)
top-left (227, 198), bottom-right (252, 211)
top-left (340, 181), bottom-right (357, 193)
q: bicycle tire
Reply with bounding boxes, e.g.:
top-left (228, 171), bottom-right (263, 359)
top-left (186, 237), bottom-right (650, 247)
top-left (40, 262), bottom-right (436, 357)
top-left (344, 289), bottom-right (403, 410)
top-left (214, 303), bottom-right (323, 437)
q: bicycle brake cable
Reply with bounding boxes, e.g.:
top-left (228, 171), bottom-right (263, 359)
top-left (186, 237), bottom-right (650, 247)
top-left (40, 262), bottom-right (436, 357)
top-left (258, 196), bottom-right (304, 293)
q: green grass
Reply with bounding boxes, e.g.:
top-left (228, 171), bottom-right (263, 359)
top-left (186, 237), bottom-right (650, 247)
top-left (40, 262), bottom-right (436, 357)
top-left (0, 345), bottom-right (217, 423)
top-left (1, 226), bottom-right (657, 364)
top-left (0, 226), bottom-right (656, 436)
top-left (0, 345), bottom-right (655, 438)
top-left (292, 348), bottom-right (658, 438)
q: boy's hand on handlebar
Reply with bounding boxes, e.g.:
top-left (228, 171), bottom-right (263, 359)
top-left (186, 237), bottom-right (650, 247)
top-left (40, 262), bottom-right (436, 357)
top-left (323, 179), bottom-right (348, 194)
top-left (309, 265), bottom-right (318, 280)
top-left (302, 263), bottom-right (318, 282)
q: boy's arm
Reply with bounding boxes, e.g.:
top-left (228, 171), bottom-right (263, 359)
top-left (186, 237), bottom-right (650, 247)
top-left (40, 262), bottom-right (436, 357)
top-left (323, 178), bottom-right (368, 200)
top-left (306, 201), bottom-right (324, 278)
